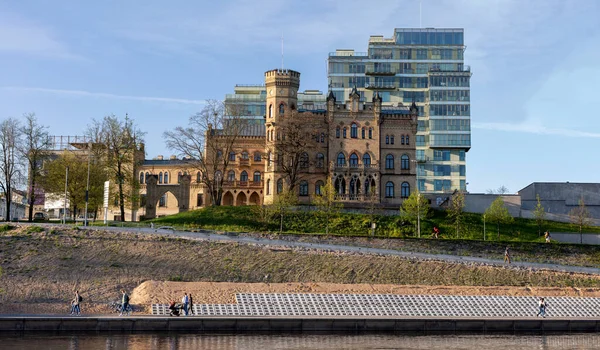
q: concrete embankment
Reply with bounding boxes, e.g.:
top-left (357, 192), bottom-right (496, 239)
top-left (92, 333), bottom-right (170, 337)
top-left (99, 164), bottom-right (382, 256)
top-left (0, 317), bottom-right (599, 335)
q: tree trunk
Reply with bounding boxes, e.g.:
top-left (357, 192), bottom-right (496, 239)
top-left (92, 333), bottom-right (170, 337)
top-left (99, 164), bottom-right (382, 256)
top-left (279, 210), bottom-right (283, 234)
top-left (5, 187), bottom-right (11, 221)
top-left (28, 172), bottom-right (36, 222)
top-left (117, 162), bottom-right (125, 221)
top-left (497, 223), bottom-right (500, 239)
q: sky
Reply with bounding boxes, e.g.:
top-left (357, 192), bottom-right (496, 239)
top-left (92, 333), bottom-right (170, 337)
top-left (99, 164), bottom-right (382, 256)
top-left (1, 0), bottom-right (599, 194)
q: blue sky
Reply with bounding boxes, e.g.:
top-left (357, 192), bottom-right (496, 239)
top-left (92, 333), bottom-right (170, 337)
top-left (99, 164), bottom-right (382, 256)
top-left (1, 0), bottom-right (599, 194)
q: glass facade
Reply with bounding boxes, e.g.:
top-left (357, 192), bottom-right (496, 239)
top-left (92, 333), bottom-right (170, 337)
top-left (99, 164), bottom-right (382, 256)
top-left (328, 28), bottom-right (471, 193)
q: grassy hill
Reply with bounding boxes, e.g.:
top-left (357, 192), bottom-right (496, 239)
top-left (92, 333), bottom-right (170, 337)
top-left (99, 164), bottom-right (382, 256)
top-left (152, 206), bottom-right (600, 243)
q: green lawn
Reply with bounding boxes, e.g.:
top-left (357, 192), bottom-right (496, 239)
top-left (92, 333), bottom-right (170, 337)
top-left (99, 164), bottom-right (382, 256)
top-left (151, 205), bottom-right (600, 243)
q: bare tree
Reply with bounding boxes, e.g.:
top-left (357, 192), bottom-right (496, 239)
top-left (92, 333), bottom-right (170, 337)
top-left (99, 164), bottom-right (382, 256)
top-left (163, 100), bottom-right (247, 206)
top-left (87, 115), bottom-right (144, 221)
top-left (570, 197), bottom-right (591, 236)
top-left (486, 185), bottom-right (510, 194)
top-left (19, 113), bottom-right (51, 221)
top-left (269, 109), bottom-right (322, 192)
top-left (0, 118), bottom-right (23, 220)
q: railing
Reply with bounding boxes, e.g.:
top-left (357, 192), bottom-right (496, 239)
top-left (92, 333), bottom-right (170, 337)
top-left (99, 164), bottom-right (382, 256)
top-left (238, 158), bottom-right (249, 166)
top-left (47, 135), bottom-right (91, 150)
top-left (222, 180), bottom-right (264, 188)
top-left (429, 65), bottom-right (471, 72)
top-left (329, 51), bottom-right (368, 57)
top-left (365, 83), bottom-right (396, 90)
top-left (365, 69), bottom-right (396, 76)
top-left (334, 194), bottom-right (377, 201)
top-left (334, 163), bottom-right (379, 171)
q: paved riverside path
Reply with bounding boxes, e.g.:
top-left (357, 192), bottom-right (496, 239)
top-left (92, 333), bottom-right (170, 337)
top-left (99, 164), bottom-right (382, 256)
top-left (73, 225), bottom-right (600, 275)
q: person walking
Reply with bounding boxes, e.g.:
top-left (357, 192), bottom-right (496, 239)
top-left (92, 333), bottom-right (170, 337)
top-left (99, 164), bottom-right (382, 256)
top-left (504, 246), bottom-right (511, 264)
top-left (536, 297), bottom-right (548, 318)
top-left (544, 231), bottom-right (551, 243)
top-left (182, 293), bottom-right (189, 316)
top-left (119, 290), bottom-right (130, 316)
top-left (188, 294), bottom-right (194, 316)
top-left (70, 290), bottom-right (81, 316)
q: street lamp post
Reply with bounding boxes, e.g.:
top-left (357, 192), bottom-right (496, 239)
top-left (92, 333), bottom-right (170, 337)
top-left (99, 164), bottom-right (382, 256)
top-left (84, 142), bottom-right (91, 227)
top-left (63, 166), bottom-right (69, 224)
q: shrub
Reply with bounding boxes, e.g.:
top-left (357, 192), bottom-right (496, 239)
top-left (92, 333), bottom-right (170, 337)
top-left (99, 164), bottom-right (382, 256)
top-left (0, 224), bottom-right (15, 232)
top-left (26, 226), bottom-right (45, 234)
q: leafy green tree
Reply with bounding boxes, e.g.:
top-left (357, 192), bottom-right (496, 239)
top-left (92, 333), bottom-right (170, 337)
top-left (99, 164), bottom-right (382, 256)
top-left (448, 190), bottom-right (465, 238)
top-left (484, 197), bottom-right (513, 239)
top-left (400, 190), bottom-right (430, 237)
top-left (271, 188), bottom-right (298, 234)
top-left (569, 197), bottom-right (591, 235)
top-left (87, 115), bottom-right (144, 221)
top-left (533, 194), bottom-right (546, 236)
top-left (39, 151), bottom-right (106, 219)
top-left (313, 178), bottom-right (342, 236)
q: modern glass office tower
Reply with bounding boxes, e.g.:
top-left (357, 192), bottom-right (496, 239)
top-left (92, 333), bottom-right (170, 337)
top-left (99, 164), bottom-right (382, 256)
top-left (328, 28), bottom-right (471, 194)
top-left (225, 85), bottom-right (326, 120)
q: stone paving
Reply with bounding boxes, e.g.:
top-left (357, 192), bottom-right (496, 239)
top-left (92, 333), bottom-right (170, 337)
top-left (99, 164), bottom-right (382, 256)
top-left (152, 293), bottom-right (600, 318)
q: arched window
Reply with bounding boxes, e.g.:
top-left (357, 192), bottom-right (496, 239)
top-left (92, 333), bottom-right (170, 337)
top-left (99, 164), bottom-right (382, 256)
top-left (401, 154), bottom-right (410, 170)
top-left (253, 171), bottom-right (261, 182)
top-left (349, 153), bottom-right (359, 167)
top-left (343, 127), bottom-right (347, 138)
top-left (254, 152), bottom-right (262, 161)
top-left (365, 176), bottom-right (376, 196)
top-left (368, 128), bottom-right (373, 139)
top-left (240, 171), bottom-right (248, 182)
top-left (390, 135), bottom-right (395, 145)
top-left (241, 151), bottom-right (248, 160)
top-left (351, 123), bottom-right (358, 138)
top-left (276, 179), bottom-right (283, 194)
top-left (361, 127), bottom-right (365, 139)
top-left (300, 152), bottom-right (309, 168)
top-left (214, 171), bottom-right (221, 182)
top-left (401, 135), bottom-right (405, 145)
top-left (385, 135), bottom-right (390, 145)
top-left (363, 153), bottom-right (371, 167)
top-left (315, 180), bottom-right (324, 195)
top-left (227, 170), bottom-right (235, 182)
top-left (401, 182), bottom-right (410, 198)
top-left (320, 133), bottom-right (325, 143)
top-left (178, 171), bottom-right (183, 183)
top-left (229, 152), bottom-right (236, 161)
top-left (139, 172), bottom-right (144, 184)
top-left (266, 179), bottom-right (271, 195)
top-left (349, 176), bottom-right (361, 198)
top-left (336, 127), bottom-right (340, 138)
top-left (196, 171), bottom-right (201, 183)
top-left (291, 103), bottom-right (296, 110)
top-left (316, 153), bottom-right (324, 168)
top-left (385, 182), bottom-right (395, 198)
top-left (385, 154), bottom-right (394, 169)
top-left (279, 103), bottom-right (285, 115)
top-left (405, 135), bottom-right (410, 145)
top-left (335, 176), bottom-right (346, 194)
top-left (217, 150), bottom-right (223, 159)
top-left (268, 104), bottom-right (273, 118)
top-left (337, 153), bottom-right (346, 167)
top-left (299, 181), bottom-right (308, 196)
top-left (267, 151), bottom-right (272, 166)
top-left (159, 172), bottom-right (163, 184)
top-left (164, 172), bottom-right (169, 184)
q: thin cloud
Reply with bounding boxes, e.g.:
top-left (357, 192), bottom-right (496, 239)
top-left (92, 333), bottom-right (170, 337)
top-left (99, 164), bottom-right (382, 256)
top-left (2, 86), bottom-right (207, 105)
top-left (472, 122), bottom-right (600, 138)
top-left (0, 14), bottom-right (82, 60)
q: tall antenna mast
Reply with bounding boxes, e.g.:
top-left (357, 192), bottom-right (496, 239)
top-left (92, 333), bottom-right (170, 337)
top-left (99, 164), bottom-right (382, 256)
top-left (281, 33), bottom-right (284, 69)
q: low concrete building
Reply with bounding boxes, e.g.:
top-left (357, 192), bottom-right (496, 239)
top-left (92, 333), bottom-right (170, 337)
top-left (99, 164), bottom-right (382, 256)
top-left (519, 182), bottom-right (600, 222)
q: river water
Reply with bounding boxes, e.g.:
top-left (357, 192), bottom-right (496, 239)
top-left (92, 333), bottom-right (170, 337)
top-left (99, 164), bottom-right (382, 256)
top-left (2, 334), bottom-right (600, 350)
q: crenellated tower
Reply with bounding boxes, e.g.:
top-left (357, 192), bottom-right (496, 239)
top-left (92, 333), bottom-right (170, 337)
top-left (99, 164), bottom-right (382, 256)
top-left (263, 69), bottom-right (300, 204)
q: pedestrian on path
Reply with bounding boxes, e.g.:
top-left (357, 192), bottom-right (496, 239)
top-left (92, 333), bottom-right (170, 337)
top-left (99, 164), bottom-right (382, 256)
top-left (544, 231), bottom-right (551, 243)
top-left (188, 294), bottom-right (194, 316)
top-left (182, 293), bottom-right (189, 316)
top-left (70, 290), bottom-right (82, 316)
top-left (536, 297), bottom-right (548, 318)
top-left (119, 290), bottom-right (130, 316)
top-left (504, 246), bottom-right (511, 264)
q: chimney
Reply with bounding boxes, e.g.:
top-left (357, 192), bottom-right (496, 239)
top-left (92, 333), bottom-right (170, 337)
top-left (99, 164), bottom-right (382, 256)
top-left (157, 155), bottom-right (163, 160)
top-left (170, 155), bottom-right (177, 160)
